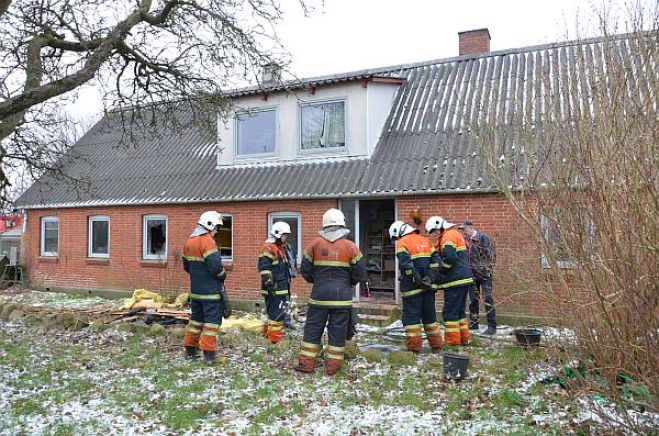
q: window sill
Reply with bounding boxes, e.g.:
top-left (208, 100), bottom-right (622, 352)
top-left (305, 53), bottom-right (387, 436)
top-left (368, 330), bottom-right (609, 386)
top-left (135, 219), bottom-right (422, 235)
top-left (37, 256), bottom-right (58, 263)
top-left (86, 258), bottom-right (110, 266)
top-left (140, 260), bottom-right (168, 268)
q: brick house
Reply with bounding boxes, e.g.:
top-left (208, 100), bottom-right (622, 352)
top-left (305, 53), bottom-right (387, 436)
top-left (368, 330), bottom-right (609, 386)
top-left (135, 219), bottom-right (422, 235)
top-left (14, 30), bottom-right (646, 319)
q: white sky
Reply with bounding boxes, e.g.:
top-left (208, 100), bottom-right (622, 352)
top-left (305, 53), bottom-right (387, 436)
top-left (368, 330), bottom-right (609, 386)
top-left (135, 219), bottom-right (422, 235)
top-left (75, 0), bottom-right (640, 118)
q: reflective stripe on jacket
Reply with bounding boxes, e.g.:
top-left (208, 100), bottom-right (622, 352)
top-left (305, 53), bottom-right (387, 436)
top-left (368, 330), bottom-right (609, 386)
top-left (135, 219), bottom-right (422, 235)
top-left (182, 233), bottom-right (225, 298)
top-left (301, 236), bottom-right (365, 308)
top-left (435, 227), bottom-right (473, 290)
top-left (257, 241), bottom-right (292, 295)
top-left (396, 232), bottom-right (440, 299)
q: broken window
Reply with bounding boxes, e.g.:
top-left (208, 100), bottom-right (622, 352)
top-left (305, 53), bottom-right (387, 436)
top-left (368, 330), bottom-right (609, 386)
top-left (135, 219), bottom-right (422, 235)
top-left (214, 214), bottom-right (233, 260)
top-left (268, 212), bottom-right (301, 264)
top-left (236, 109), bottom-right (276, 155)
top-left (300, 100), bottom-right (346, 150)
top-left (143, 215), bottom-right (167, 260)
top-left (540, 209), bottom-right (593, 269)
top-left (88, 216), bottom-right (110, 258)
top-left (40, 216), bottom-right (59, 257)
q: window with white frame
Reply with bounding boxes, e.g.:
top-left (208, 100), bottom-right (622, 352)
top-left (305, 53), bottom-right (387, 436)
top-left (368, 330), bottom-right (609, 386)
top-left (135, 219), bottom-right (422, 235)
top-left (300, 100), bottom-right (346, 150)
top-left (143, 215), bottom-right (167, 260)
top-left (40, 216), bottom-right (59, 256)
top-left (215, 214), bottom-right (233, 260)
top-left (236, 109), bottom-right (276, 155)
top-left (268, 212), bottom-right (301, 264)
top-left (88, 216), bottom-right (110, 258)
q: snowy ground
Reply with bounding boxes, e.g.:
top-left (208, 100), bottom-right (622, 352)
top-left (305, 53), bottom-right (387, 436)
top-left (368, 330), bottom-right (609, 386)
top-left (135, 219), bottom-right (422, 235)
top-left (0, 291), bottom-right (654, 435)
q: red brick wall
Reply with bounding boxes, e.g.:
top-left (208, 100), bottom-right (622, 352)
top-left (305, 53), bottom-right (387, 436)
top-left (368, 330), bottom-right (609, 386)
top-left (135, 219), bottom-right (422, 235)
top-left (458, 28), bottom-right (491, 56)
top-left (22, 199), bottom-right (337, 302)
top-left (397, 193), bottom-right (548, 317)
top-left (22, 193), bottom-right (549, 318)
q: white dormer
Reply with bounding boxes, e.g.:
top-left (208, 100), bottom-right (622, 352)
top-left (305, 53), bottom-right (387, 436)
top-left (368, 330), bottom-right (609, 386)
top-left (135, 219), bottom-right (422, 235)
top-left (217, 77), bottom-right (402, 167)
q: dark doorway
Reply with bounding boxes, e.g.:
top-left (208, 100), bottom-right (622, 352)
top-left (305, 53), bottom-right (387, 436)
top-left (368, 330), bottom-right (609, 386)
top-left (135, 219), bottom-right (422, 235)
top-left (359, 199), bottom-right (396, 302)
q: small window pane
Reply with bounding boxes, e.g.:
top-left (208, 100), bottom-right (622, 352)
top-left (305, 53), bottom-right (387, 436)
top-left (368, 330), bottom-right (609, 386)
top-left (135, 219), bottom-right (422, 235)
top-left (147, 219), bottom-right (167, 257)
top-left (91, 220), bottom-right (109, 255)
top-left (301, 101), bottom-right (345, 149)
top-left (215, 215), bottom-right (233, 259)
top-left (237, 110), bottom-right (276, 155)
top-left (43, 220), bottom-right (58, 254)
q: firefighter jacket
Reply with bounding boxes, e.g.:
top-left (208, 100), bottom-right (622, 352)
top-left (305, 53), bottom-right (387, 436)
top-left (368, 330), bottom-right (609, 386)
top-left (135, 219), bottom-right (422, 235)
top-left (301, 235), bottom-right (365, 308)
top-left (396, 232), bottom-right (441, 299)
top-left (182, 233), bottom-right (226, 300)
top-left (434, 227), bottom-right (474, 290)
top-left (258, 241), bottom-right (292, 296)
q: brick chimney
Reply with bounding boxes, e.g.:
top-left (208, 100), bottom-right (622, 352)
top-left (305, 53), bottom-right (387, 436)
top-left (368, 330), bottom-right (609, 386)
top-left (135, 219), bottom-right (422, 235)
top-left (458, 28), bottom-right (491, 56)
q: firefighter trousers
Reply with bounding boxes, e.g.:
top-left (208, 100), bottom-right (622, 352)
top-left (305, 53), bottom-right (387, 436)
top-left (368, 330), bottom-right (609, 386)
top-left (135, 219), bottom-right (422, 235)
top-left (298, 306), bottom-right (349, 375)
top-left (401, 291), bottom-right (442, 351)
top-left (263, 293), bottom-right (290, 343)
top-left (442, 285), bottom-right (471, 346)
top-left (184, 298), bottom-right (224, 352)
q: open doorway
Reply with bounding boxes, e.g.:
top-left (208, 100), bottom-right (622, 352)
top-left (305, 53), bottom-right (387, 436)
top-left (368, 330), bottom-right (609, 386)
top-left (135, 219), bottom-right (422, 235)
top-left (339, 199), bottom-right (396, 303)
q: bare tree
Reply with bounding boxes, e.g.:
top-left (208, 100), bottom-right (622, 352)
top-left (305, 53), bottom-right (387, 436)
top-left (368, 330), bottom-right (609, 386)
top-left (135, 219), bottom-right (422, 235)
top-left (473, 3), bottom-right (658, 432)
top-left (0, 0), bottom-right (316, 204)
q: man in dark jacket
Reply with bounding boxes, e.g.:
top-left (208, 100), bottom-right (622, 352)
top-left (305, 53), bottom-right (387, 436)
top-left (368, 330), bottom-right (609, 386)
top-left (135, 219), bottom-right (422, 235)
top-left (296, 208), bottom-right (365, 376)
top-left (460, 220), bottom-right (497, 335)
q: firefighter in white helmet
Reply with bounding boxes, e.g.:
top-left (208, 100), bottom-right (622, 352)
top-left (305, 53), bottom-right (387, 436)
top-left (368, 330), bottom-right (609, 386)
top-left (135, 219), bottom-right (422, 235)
top-left (182, 211), bottom-right (231, 364)
top-left (296, 208), bottom-right (365, 375)
top-left (389, 220), bottom-right (442, 352)
top-left (426, 216), bottom-right (474, 346)
top-left (257, 221), bottom-right (295, 343)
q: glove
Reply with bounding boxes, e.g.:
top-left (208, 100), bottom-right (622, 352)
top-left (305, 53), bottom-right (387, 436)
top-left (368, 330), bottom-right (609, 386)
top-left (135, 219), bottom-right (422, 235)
top-left (262, 276), bottom-right (275, 293)
top-left (219, 289), bottom-right (232, 319)
top-left (414, 271), bottom-right (434, 291)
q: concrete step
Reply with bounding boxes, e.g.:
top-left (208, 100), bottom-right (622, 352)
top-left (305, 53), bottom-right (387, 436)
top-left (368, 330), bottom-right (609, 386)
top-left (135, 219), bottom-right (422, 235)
top-left (353, 302), bottom-right (399, 317)
top-left (357, 313), bottom-right (393, 327)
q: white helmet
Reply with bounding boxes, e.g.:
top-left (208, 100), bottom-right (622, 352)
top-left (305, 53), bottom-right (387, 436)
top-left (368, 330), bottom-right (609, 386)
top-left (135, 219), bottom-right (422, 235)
top-left (425, 216), bottom-right (455, 234)
top-left (270, 221), bottom-right (291, 239)
top-left (322, 208), bottom-right (346, 228)
top-left (389, 220), bottom-right (415, 240)
top-left (198, 211), bottom-right (223, 231)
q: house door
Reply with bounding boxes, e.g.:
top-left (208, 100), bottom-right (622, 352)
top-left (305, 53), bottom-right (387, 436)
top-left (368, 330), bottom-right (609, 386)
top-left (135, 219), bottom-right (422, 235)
top-left (340, 199), bottom-right (397, 303)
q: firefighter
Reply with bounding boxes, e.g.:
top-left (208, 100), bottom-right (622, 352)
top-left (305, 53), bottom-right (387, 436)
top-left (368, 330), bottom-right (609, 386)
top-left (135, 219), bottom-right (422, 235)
top-left (389, 221), bottom-right (442, 353)
top-left (296, 208), bottom-right (365, 376)
top-left (182, 211), bottom-right (231, 364)
top-left (258, 221), bottom-right (294, 344)
top-left (426, 216), bottom-right (474, 346)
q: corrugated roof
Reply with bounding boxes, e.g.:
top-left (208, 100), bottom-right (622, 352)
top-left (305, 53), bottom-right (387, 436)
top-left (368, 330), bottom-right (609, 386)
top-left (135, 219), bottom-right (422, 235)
top-left (15, 31), bottom-right (657, 209)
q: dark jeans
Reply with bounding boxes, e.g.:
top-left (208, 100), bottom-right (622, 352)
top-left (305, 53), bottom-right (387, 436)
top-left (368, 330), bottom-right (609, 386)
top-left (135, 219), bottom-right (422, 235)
top-left (402, 291), bottom-right (438, 326)
top-left (469, 276), bottom-right (496, 327)
top-left (302, 306), bottom-right (350, 347)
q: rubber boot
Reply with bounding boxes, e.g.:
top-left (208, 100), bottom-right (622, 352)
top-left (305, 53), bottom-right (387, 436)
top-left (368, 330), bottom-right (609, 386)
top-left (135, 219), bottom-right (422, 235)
top-left (405, 336), bottom-right (423, 353)
top-left (203, 351), bottom-right (217, 364)
top-left (325, 358), bottom-right (343, 376)
top-left (295, 356), bottom-right (316, 373)
top-left (459, 319), bottom-right (471, 345)
top-left (185, 346), bottom-right (200, 360)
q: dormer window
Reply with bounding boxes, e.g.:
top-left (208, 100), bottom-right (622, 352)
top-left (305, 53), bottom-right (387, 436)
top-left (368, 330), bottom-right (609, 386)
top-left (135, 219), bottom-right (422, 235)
top-left (300, 100), bottom-right (346, 150)
top-left (236, 108), bottom-right (277, 156)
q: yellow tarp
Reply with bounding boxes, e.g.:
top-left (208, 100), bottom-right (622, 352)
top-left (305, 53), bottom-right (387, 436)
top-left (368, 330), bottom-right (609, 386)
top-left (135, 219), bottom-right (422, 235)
top-left (220, 314), bottom-right (264, 333)
top-left (122, 289), bottom-right (189, 310)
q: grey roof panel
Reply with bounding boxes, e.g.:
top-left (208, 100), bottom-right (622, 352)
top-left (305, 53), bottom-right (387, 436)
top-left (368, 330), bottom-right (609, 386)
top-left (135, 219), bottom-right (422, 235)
top-left (15, 31), bottom-right (657, 209)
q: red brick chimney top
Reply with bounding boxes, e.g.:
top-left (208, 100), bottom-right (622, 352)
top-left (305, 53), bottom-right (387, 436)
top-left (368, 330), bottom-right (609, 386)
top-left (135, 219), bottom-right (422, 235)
top-left (458, 28), bottom-right (491, 56)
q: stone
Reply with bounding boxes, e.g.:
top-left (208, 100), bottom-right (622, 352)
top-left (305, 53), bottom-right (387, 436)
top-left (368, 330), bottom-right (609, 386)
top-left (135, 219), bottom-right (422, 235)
top-left (117, 322), bottom-right (136, 333)
top-left (424, 356), bottom-right (444, 370)
top-left (388, 351), bottom-right (417, 367)
top-left (170, 327), bottom-right (186, 339)
top-left (148, 324), bottom-right (167, 337)
top-left (57, 313), bottom-right (77, 329)
top-left (344, 340), bottom-right (359, 359)
top-left (362, 348), bottom-right (384, 363)
top-left (23, 313), bottom-right (41, 325)
top-left (8, 310), bottom-right (25, 322)
top-left (1, 304), bottom-right (18, 320)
